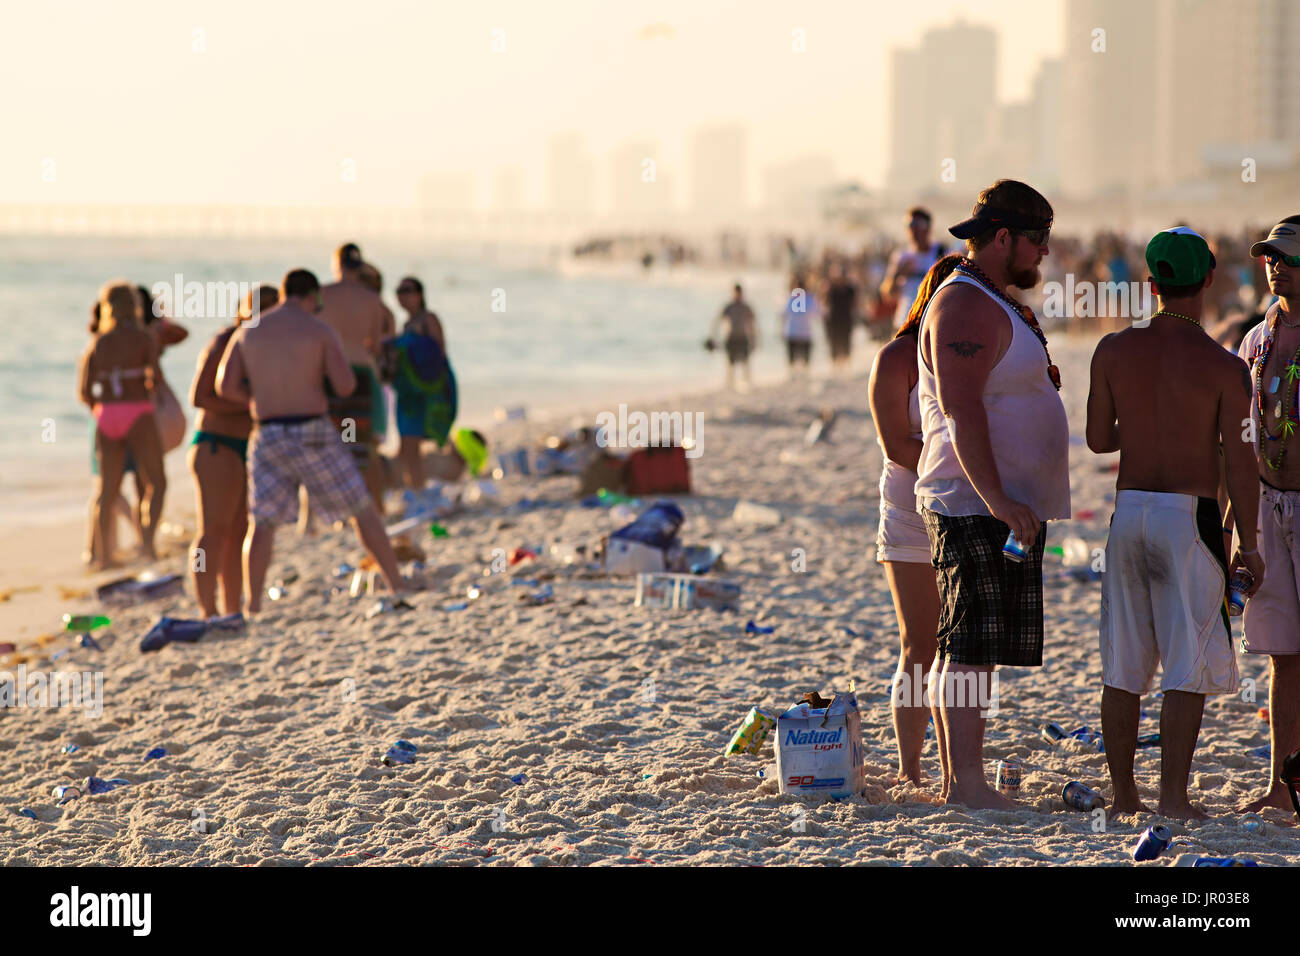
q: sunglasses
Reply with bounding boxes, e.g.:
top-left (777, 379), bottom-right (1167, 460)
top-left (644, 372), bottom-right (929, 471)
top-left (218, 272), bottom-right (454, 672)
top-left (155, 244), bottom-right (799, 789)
top-left (1266, 252), bottom-right (1300, 268)
top-left (1014, 228), bottom-right (1050, 247)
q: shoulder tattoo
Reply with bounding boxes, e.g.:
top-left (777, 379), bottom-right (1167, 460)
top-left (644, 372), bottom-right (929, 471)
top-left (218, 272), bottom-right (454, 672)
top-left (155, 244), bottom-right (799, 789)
top-left (945, 340), bottom-right (985, 358)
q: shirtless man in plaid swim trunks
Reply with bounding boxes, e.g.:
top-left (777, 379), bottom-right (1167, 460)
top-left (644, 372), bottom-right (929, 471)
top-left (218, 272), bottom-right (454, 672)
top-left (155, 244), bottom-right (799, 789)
top-left (216, 269), bottom-right (407, 614)
top-left (914, 180), bottom-right (1070, 809)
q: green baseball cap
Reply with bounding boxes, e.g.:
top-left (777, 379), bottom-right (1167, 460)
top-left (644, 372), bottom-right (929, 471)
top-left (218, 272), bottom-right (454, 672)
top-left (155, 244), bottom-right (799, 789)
top-left (1145, 227), bottom-right (1216, 286)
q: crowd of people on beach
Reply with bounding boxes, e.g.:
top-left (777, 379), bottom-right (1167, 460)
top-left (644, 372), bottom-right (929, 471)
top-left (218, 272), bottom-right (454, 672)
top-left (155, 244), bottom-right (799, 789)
top-left (74, 193), bottom-right (1300, 825)
top-left (709, 211), bottom-right (1282, 390)
top-left (865, 178), bottom-right (1300, 820)
top-left (77, 242), bottom-right (480, 619)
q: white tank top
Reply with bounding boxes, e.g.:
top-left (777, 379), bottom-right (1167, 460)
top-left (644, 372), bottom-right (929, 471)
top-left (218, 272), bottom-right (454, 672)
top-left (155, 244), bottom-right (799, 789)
top-left (877, 370), bottom-right (923, 510)
top-left (914, 272), bottom-right (1071, 520)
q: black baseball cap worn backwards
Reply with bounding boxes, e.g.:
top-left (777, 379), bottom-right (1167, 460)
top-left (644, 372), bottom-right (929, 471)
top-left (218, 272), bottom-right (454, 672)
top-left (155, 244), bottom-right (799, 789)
top-left (949, 201), bottom-right (1053, 240)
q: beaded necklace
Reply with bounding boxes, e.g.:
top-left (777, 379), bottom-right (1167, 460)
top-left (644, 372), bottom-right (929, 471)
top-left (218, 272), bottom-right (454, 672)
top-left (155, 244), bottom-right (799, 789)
top-left (1252, 306), bottom-right (1300, 471)
top-left (1151, 309), bottom-right (1202, 329)
top-left (953, 260), bottom-right (1061, 390)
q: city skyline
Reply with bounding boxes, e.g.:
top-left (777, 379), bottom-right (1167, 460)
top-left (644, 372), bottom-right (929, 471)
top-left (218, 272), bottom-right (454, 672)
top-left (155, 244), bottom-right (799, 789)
top-left (1, 0), bottom-right (1062, 215)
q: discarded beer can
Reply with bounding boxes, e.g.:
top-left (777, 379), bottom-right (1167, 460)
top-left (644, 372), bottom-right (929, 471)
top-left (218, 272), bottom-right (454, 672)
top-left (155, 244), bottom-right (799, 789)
top-left (1062, 781), bottom-right (1106, 811)
top-left (996, 757), bottom-right (1023, 796)
top-left (1132, 825), bottom-right (1171, 861)
top-left (1041, 721), bottom-right (1069, 742)
top-left (724, 707), bottom-right (777, 756)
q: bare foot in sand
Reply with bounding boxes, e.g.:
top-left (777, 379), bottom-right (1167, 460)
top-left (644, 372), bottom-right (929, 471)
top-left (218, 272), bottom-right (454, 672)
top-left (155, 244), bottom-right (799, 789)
top-left (1157, 800), bottom-right (1210, 821)
top-left (1240, 788), bottom-right (1293, 814)
top-left (896, 771), bottom-right (934, 788)
top-left (1110, 785), bottom-right (1152, 815)
top-left (1111, 798), bottom-right (1153, 814)
top-left (946, 784), bottom-right (1019, 810)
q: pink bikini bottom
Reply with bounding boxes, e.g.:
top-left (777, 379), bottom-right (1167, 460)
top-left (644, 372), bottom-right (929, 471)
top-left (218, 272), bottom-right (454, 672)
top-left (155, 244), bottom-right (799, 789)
top-left (94, 401), bottom-right (154, 441)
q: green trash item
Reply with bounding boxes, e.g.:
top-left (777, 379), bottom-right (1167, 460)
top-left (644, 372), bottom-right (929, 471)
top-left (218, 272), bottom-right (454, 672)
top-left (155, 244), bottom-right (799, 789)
top-left (62, 614), bottom-right (110, 632)
top-left (429, 523), bottom-right (449, 538)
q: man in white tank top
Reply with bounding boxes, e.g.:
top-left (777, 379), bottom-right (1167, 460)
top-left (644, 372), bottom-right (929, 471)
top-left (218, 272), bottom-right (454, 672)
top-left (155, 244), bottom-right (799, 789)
top-left (915, 180), bottom-right (1070, 810)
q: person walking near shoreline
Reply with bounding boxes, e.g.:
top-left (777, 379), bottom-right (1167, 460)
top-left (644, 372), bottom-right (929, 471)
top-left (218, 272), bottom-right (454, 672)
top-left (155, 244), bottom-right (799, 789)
top-left (710, 283), bottom-right (757, 391)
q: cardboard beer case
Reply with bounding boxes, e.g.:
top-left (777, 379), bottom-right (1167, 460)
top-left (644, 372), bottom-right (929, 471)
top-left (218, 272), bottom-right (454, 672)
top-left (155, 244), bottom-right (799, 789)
top-left (775, 692), bottom-right (865, 799)
top-left (634, 572), bottom-right (741, 610)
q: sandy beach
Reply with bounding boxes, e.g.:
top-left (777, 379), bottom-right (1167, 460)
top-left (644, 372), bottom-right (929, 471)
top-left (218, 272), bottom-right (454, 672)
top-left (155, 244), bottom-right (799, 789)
top-left (2, 336), bottom-right (1297, 867)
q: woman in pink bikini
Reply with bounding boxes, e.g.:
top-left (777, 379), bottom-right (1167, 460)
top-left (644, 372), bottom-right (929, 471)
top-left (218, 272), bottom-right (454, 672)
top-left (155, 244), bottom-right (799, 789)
top-left (77, 281), bottom-right (167, 569)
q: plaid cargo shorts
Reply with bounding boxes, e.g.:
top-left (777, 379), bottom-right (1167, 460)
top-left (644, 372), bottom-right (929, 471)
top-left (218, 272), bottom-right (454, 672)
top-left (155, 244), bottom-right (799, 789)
top-left (921, 509), bottom-right (1047, 667)
top-left (248, 416), bottom-right (369, 526)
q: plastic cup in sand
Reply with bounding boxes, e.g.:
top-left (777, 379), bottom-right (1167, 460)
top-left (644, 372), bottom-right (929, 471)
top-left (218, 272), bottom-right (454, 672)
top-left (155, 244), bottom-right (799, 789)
top-left (61, 743), bottom-right (79, 755)
top-left (1240, 813), bottom-right (1265, 834)
top-left (382, 740), bottom-right (418, 766)
top-left (17, 807), bottom-right (37, 820)
top-left (144, 747), bottom-right (167, 761)
top-left (52, 785), bottom-right (81, 805)
top-left (1061, 537), bottom-right (1091, 566)
top-left (745, 621), bottom-right (775, 635)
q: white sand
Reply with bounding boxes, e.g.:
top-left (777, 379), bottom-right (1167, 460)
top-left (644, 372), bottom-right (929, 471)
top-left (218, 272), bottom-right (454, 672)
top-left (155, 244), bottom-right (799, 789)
top-left (2, 338), bottom-right (1298, 866)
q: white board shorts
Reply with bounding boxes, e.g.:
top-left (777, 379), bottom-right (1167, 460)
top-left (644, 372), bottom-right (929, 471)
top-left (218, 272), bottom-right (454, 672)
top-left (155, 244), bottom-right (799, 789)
top-left (1238, 482), bottom-right (1300, 654)
top-left (876, 501), bottom-right (931, 564)
top-left (1099, 490), bottom-right (1238, 696)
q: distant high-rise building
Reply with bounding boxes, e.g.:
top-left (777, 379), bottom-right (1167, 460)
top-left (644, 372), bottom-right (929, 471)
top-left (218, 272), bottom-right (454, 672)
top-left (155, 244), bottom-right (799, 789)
top-left (417, 172), bottom-right (477, 212)
top-left (689, 125), bottom-right (747, 220)
top-left (1029, 59), bottom-right (1062, 193)
top-left (1152, 0), bottom-right (1300, 185)
top-left (1058, 0), bottom-right (1157, 198)
top-left (492, 168), bottom-right (524, 212)
top-left (887, 21), bottom-right (997, 195)
top-left (546, 132), bottom-right (595, 215)
top-left (763, 156), bottom-right (836, 214)
top-left (609, 141), bottom-right (664, 221)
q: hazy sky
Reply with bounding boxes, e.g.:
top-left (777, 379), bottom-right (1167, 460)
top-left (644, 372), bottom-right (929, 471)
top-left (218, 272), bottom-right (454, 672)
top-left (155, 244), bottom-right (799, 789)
top-left (0, 0), bottom-right (1062, 209)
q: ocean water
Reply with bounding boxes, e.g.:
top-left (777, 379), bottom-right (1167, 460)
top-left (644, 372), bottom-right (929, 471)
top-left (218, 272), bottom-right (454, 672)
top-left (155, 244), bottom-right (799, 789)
top-left (0, 235), bottom-right (790, 527)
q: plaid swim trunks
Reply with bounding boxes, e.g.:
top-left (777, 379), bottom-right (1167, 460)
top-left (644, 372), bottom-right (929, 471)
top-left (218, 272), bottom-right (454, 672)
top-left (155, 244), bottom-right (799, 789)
top-left (248, 416), bottom-right (369, 526)
top-left (921, 509), bottom-right (1047, 667)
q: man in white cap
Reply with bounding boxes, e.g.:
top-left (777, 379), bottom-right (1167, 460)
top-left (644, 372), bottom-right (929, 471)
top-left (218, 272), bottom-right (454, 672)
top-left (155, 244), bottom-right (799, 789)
top-left (1236, 217), bottom-right (1300, 813)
